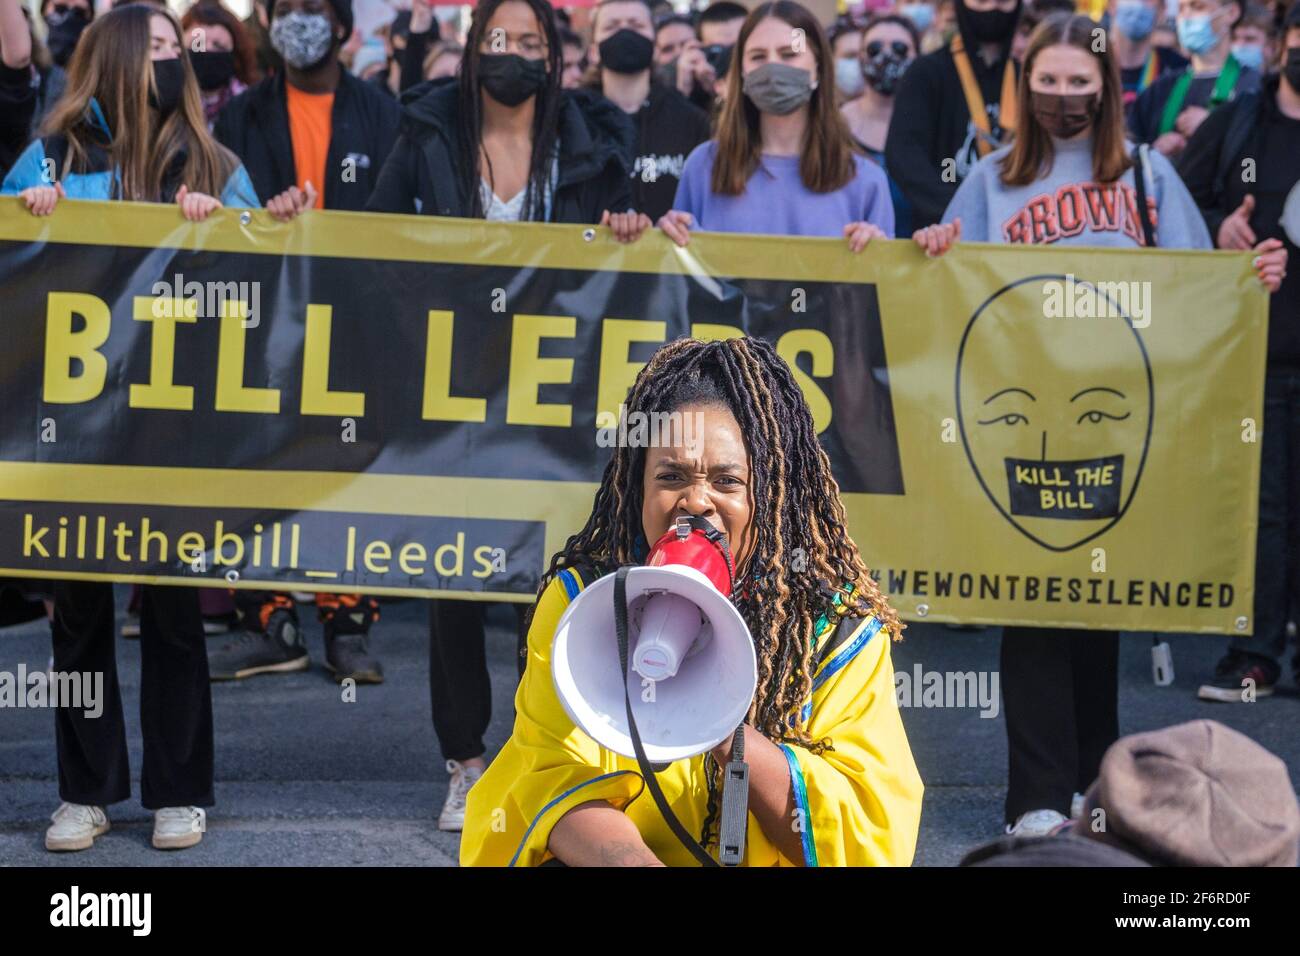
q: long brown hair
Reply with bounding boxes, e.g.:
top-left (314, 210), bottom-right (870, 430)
top-left (712, 1), bottom-right (857, 196)
top-left (40, 4), bottom-right (238, 201)
top-left (1000, 12), bottom-right (1130, 187)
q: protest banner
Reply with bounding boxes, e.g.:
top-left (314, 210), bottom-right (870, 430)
top-left (0, 200), bottom-right (1268, 632)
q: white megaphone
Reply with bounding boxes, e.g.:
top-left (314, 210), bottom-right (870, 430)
top-left (551, 517), bottom-right (757, 763)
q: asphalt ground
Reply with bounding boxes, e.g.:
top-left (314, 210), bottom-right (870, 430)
top-left (1, 591), bottom-right (1296, 866)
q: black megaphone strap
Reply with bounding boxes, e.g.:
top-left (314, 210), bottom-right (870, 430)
top-left (615, 565), bottom-right (720, 867)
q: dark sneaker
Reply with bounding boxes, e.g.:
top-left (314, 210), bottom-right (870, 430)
top-left (318, 594), bottom-right (383, 684)
top-left (208, 608), bottom-right (308, 681)
top-left (324, 630), bottom-right (384, 684)
top-left (1197, 652), bottom-right (1279, 702)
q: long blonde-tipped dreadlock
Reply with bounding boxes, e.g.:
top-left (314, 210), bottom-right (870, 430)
top-left (534, 337), bottom-right (902, 847)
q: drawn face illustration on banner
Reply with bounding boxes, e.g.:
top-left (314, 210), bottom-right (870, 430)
top-left (955, 275), bottom-right (1154, 552)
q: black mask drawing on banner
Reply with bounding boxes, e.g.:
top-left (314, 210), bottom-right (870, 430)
top-left (478, 53), bottom-right (548, 107)
top-left (598, 28), bottom-right (654, 74)
top-left (956, 275), bottom-right (1153, 551)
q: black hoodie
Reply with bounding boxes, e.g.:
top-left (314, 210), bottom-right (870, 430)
top-left (0, 62), bottom-right (36, 176)
top-left (619, 81), bottom-right (711, 222)
top-left (884, 0), bottom-right (1021, 228)
top-left (366, 78), bottom-right (635, 223)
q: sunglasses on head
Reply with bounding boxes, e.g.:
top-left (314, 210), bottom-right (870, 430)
top-left (866, 40), bottom-right (911, 58)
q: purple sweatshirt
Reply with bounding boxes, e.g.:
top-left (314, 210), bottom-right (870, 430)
top-left (671, 140), bottom-right (895, 238)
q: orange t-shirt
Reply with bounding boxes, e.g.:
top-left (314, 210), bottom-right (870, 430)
top-left (285, 84), bottom-right (334, 209)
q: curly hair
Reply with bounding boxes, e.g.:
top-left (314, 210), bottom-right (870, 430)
top-left (536, 336), bottom-right (902, 848)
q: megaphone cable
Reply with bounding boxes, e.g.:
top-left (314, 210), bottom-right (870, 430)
top-left (614, 565), bottom-right (749, 867)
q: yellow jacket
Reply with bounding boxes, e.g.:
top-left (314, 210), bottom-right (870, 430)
top-left (461, 567), bottom-right (924, 866)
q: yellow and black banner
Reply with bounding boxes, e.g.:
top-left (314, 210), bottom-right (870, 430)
top-left (0, 200), bottom-right (1269, 632)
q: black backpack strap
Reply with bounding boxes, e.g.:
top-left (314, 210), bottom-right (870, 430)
top-left (1130, 144), bottom-right (1157, 248)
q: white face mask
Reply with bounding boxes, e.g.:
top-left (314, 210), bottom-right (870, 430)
top-left (835, 56), bottom-right (866, 98)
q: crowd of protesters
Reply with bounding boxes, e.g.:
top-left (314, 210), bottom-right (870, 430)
top-left (0, 0), bottom-right (1297, 865)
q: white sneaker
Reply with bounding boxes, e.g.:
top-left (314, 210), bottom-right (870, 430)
top-left (45, 802), bottom-right (110, 852)
top-left (438, 759), bottom-right (484, 832)
top-left (152, 806), bottom-right (206, 850)
top-left (1005, 808), bottom-right (1070, 837)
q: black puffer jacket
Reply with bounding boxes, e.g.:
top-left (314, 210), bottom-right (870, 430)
top-left (366, 77), bottom-right (635, 223)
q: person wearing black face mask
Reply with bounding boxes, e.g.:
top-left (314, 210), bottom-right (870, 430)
top-left (916, 11), bottom-right (1286, 842)
top-left (367, 0), bottom-right (640, 835)
top-left (41, 0), bottom-right (91, 68)
top-left (590, 0), bottom-right (710, 221)
top-left (368, 0), bottom-right (635, 224)
top-left (1, 3), bottom-right (261, 856)
top-left (1180, 3), bottom-right (1300, 705)
top-left (661, 1), bottom-right (746, 112)
top-left (842, 14), bottom-right (921, 236)
top-left (181, 3), bottom-right (258, 130)
top-left (885, 0), bottom-right (1023, 227)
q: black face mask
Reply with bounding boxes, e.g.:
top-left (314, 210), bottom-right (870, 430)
top-left (44, 6), bottom-right (89, 67)
top-left (149, 58), bottom-right (186, 117)
top-left (1030, 90), bottom-right (1098, 139)
top-left (1285, 49), bottom-right (1300, 96)
top-left (189, 50), bottom-right (236, 92)
top-left (478, 53), bottom-right (548, 107)
top-left (701, 42), bottom-right (733, 77)
top-left (598, 28), bottom-right (654, 74)
top-left (961, 2), bottom-right (1021, 44)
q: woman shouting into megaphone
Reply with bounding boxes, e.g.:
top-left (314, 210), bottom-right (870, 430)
top-left (461, 337), bottom-right (923, 867)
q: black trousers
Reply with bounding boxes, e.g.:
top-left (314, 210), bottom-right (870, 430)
top-left (428, 599), bottom-right (529, 763)
top-left (52, 582), bottom-right (214, 809)
top-left (1000, 626), bottom-right (1119, 825)
top-left (1230, 369), bottom-right (1300, 663)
